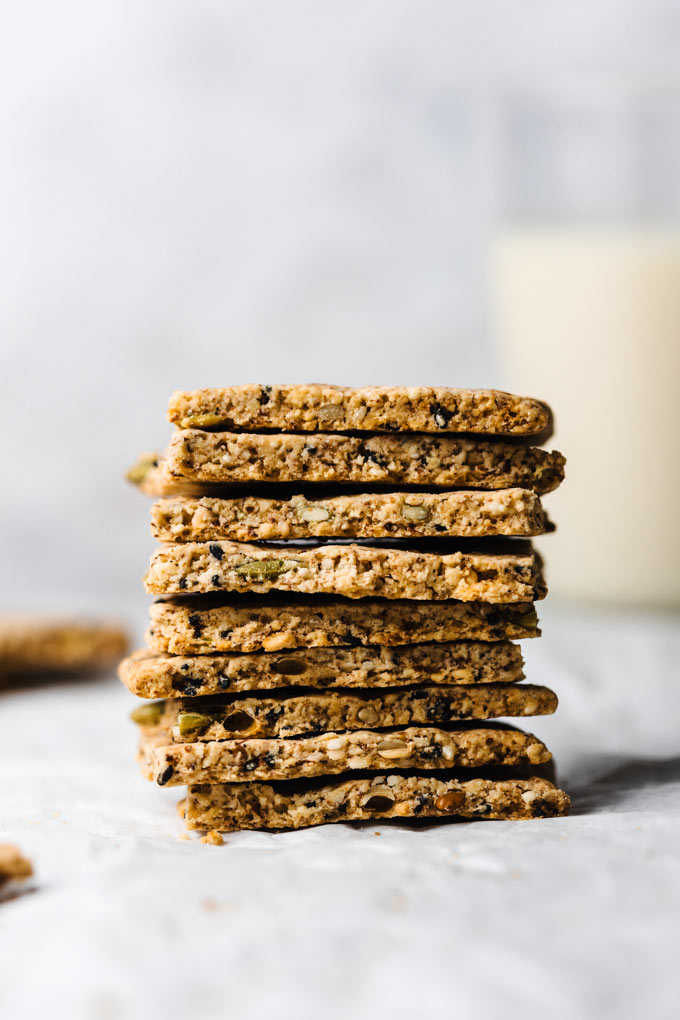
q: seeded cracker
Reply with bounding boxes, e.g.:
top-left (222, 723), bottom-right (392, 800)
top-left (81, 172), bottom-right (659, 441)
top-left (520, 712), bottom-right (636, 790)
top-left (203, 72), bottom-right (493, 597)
top-left (146, 596), bottom-right (540, 655)
top-left (119, 641), bottom-right (525, 699)
top-left (144, 539), bottom-right (544, 603)
top-left (132, 684), bottom-right (557, 741)
top-left (168, 384), bottom-right (552, 437)
top-left (160, 430), bottom-right (565, 494)
top-left (139, 724), bottom-right (551, 786)
top-left (150, 488), bottom-right (552, 542)
top-left (0, 618), bottom-right (127, 680)
top-left (185, 772), bottom-right (570, 831)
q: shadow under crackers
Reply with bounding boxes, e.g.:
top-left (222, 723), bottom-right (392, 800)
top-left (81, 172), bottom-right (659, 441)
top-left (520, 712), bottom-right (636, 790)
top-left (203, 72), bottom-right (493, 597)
top-left (0, 671), bottom-right (116, 696)
top-left (565, 754), bottom-right (680, 815)
top-left (0, 884), bottom-right (39, 906)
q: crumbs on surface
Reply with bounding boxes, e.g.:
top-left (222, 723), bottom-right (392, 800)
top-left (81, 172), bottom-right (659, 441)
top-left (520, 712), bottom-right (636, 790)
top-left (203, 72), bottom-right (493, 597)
top-left (200, 830), bottom-right (224, 846)
top-left (0, 844), bottom-right (33, 883)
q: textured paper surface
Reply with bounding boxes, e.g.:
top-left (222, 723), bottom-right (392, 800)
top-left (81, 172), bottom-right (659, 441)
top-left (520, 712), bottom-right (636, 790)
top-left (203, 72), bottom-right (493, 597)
top-left (2, 606), bottom-right (680, 1020)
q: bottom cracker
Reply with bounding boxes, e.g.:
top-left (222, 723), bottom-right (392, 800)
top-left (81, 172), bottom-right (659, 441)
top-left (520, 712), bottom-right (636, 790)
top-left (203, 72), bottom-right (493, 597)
top-left (184, 771), bottom-right (570, 831)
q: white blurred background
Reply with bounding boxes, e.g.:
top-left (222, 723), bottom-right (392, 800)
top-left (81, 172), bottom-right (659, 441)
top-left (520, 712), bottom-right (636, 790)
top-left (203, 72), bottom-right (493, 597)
top-left (1, 1), bottom-right (680, 628)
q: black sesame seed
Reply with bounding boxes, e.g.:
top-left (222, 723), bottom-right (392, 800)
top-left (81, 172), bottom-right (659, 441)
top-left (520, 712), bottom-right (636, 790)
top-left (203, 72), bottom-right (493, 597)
top-left (430, 402), bottom-right (453, 428)
top-left (157, 765), bottom-right (174, 786)
top-left (419, 746), bottom-right (443, 761)
top-left (427, 695), bottom-right (453, 722)
top-left (188, 614), bottom-right (203, 635)
top-left (178, 577), bottom-right (187, 590)
top-left (412, 794), bottom-right (429, 814)
top-left (358, 443), bottom-right (387, 468)
top-left (209, 544), bottom-right (224, 561)
top-left (211, 575), bottom-right (221, 586)
top-left (171, 675), bottom-right (201, 695)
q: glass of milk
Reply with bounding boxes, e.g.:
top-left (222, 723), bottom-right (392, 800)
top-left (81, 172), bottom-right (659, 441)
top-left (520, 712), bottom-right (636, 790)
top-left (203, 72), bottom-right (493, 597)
top-left (491, 83), bottom-right (680, 609)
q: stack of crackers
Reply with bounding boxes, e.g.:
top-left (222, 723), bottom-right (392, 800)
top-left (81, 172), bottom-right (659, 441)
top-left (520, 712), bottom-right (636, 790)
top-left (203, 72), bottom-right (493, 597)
top-left (120, 384), bottom-right (569, 833)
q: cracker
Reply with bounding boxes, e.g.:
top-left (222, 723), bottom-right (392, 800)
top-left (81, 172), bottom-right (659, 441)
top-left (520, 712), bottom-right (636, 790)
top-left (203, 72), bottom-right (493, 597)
top-left (147, 595), bottom-right (540, 654)
top-left (159, 430), bottom-right (565, 494)
top-left (139, 723), bottom-right (551, 786)
top-left (0, 845), bottom-right (33, 885)
top-left (150, 489), bottom-right (552, 542)
top-left (168, 384), bottom-right (552, 437)
top-left (144, 539), bottom-right (544, 603)
top-left (119, 641), bottom-right (524, 699)
top-left (0, 617), bottom-right (127, 679)
top-left (134, 684), bottom-right (557, 741)
top-left (184, 771), bottom-right (570, 831)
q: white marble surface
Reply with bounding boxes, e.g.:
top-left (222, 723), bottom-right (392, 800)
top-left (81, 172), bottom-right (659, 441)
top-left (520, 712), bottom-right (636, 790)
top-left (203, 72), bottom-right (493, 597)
top-left (2, 605), bottom-right (680, 1020)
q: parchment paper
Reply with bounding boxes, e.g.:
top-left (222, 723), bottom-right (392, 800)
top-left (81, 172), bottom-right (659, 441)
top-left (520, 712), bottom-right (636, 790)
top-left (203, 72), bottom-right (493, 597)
top-left (2, 605), bottom-right (679, 1020)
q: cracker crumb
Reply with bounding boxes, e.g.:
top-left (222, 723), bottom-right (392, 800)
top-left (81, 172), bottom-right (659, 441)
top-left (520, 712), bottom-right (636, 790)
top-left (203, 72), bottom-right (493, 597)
top-left (0, 844), bottom-right (33, 884)
top-left (200, 830), bottom-right (224, 846)
top-left (389, 893), bottom-right (407, 911)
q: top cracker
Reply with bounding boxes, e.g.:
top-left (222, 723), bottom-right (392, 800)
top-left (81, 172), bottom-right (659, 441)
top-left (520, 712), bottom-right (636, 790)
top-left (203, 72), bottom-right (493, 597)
top-left (168, 384), bottom-right (552, 437)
